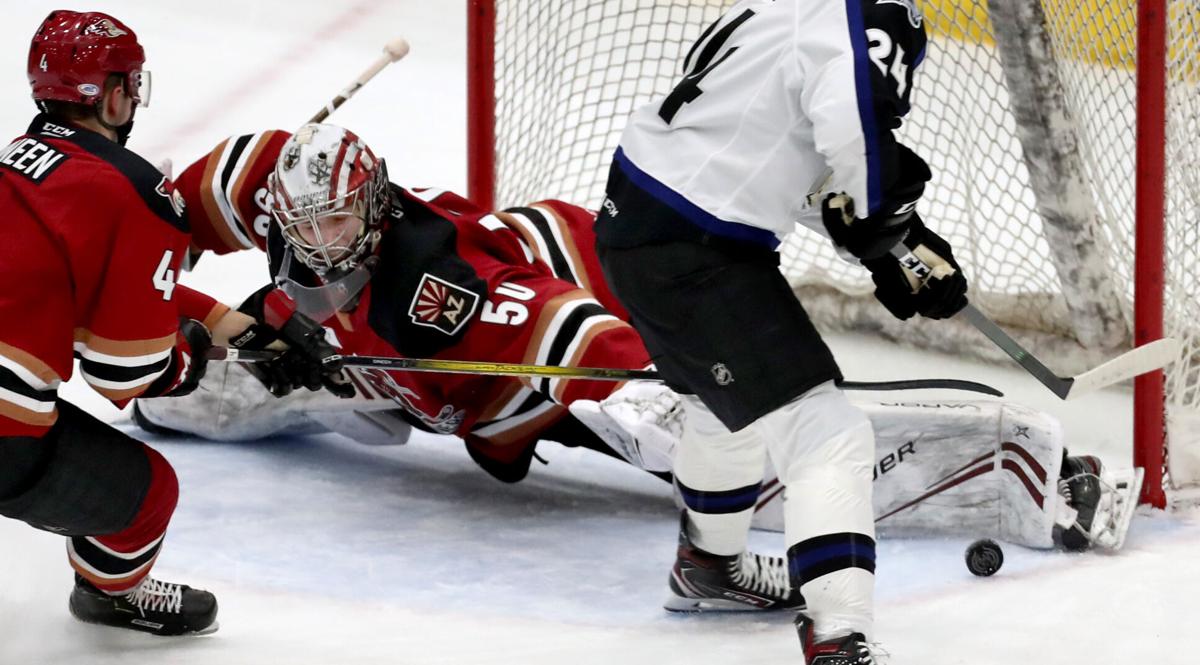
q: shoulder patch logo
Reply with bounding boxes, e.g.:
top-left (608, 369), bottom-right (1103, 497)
top-left (409, 273), bottom-right (480, 336)
top-left (155, 177), bottom-right (187, 217)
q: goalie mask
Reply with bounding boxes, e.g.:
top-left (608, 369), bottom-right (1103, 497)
top-left (270, 124), bottom-right (391, 277)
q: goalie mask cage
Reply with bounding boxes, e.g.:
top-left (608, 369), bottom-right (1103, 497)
top-left (466, 0), bottom-right (1199, 507)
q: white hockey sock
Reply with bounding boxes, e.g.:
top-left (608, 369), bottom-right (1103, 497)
top-left (674, 396), bottom-right (765, 556)
top-left (756, 382), bottom-right (876, 639)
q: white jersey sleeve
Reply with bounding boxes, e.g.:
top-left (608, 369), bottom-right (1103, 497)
top-left (613, 0), bottom-right (927, 245)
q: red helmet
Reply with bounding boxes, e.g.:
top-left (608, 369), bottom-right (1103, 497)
top-left (27, 10), bottom-right (149, 107)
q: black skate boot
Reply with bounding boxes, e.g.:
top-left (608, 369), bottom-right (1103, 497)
top-left (664, 511), bottom-right (804, 612)
top-left (69, 574), bottom-right (218, 636)
top-left (1055, 454), bottom-right (1104, 552)
top-left (796, 613), bottom-right (877, 665)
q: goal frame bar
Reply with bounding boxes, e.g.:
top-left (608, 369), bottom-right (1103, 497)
top-left (464, 0), bottom-right (1171, 506)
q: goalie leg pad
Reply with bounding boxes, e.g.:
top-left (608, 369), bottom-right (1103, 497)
top-left (0, 400), bottom-right (155, 537)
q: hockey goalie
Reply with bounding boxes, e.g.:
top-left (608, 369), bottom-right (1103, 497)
top-left (137, 124), bottom-right (1139, 560)
top-left (139, 361), bottom-right (1140, 553)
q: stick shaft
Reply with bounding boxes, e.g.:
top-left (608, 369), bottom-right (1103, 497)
top-left (307, 39), bottom-right (410, 124)
top-left (204, 348), bottom-right (1000, 395)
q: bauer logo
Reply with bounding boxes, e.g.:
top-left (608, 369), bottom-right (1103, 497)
top-left (409, 273), bottom-right (480, 336)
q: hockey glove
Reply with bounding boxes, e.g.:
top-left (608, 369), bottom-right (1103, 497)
top-left (141, 318), bottom-right (211, 398)
top-left (821, 143), bottom-right (932, 260)
top-left (860, 216), bottom-right (969, 320)
top-left (232, 287), bottom-right (355, 399)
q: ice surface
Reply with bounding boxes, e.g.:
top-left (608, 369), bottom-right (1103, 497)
top-left (1, 2), bottom-right (1197, 663)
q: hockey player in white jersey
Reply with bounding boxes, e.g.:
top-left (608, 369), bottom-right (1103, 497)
top-left (593, 0), bottom-right (965, 661)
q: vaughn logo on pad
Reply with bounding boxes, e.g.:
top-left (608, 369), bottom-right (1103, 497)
top-left (409, 273), bottom-right (479, 336)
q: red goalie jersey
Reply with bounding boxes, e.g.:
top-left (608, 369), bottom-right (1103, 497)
top-left (177, 132), bottom-right (650, 463)
top-left (0, 115), bottom-right (225, 438)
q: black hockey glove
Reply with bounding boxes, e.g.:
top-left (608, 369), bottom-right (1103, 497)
top-left (232, 286), bottom-right (355, 399)
top-left (860, 216), bottom-right (969, 321)
top-left (143, 318), bottom-right (211, 398)
top-left (821, 143), bottom-right (932, 260)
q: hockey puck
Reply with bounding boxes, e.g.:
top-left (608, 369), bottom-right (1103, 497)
top-left (964, 539), bottom-right (1004, 577)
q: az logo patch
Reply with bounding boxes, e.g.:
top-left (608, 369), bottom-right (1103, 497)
top-left (409, 273), bottom-right (479, 336)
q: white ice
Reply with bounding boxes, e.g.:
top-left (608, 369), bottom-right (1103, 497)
top-left (2, 2), bottom-right (1198, 663)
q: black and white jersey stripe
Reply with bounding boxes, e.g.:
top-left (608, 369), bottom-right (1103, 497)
top-left (209, 132), bottom-right (262, 250)
top-left (470, 392), bottom-right (557, 440)
top-left (74, 342), bottom-right (173, 393)
top-left (531, 298), bottom-right (619, 397)
top-left (68, 533), bottom-right (164, 583)
top-left (0, 351), bottom-right (58, 416)
top-left (498, 206), bottom-right (584, 287)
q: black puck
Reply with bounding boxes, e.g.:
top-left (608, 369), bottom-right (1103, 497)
top-left (965, 539), bottom-right (1004, 577)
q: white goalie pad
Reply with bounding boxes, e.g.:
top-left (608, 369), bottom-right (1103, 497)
top-left (135, 362), bottom-right (410, 444)
top-left (751, 400), bottom-right (1068, 549)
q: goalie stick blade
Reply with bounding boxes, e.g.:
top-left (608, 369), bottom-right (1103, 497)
top-left (1064, 338), bottom-right (1181, 400)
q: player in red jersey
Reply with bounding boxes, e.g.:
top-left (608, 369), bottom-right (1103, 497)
top-left (140, 125), bottom-right (682, 481)
top-left (0, 11), bottom-right (344, 635)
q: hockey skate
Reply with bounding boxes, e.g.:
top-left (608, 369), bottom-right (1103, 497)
top-left (569, 380), bottom-right (682, 472)
top-left (796, 613), bottom-right (879, 665)
top-left (1054, 455), bottom-right (1143, 552)
top-left (664, 512), bottom-right (804, 612)
top-left (69, 574), bottom-right (219, 636)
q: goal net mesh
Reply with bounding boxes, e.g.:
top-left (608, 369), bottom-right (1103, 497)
top-left (487, 0), bottom-right (1200, 488)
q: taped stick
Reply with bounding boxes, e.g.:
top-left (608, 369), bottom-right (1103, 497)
top-left (205, 348), bottom-right (1002, 396)
top-left (308, 37), bottom-right (410, 124)
top-left (891, 244), bottom-right (1180, 399)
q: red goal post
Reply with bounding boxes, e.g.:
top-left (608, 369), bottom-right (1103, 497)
top-left (467, 0), bottom-right (1195, 507)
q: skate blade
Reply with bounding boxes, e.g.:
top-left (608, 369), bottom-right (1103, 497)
top-left (663, 592), bottom-right (802, 613)
top-left (1094, 467), bottom-right (1143, 552)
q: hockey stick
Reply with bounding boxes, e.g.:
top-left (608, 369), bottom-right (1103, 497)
top-left (206, 347), bottom-right (1002, 396)
top-left (307, 37), bottom-right (411, 124)
top-left (805, 169), bottom-right (1179, 400)
top-left (890, 244), bottom-right (1181, 400)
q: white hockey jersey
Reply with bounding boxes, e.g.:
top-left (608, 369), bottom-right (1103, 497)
top-left (608, 0), bottom-right (926, 246)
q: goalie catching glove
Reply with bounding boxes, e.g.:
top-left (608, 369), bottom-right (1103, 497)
top-left (230, 285), bottom-right (355, 398)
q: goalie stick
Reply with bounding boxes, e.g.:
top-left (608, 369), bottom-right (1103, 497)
top-left (307, 37), bottom-right (410, 124)
top-left (206, 347), bottom-right (1002, 396)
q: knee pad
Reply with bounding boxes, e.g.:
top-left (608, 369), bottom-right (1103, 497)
top-left (0, 401), bottom-right (152, 536)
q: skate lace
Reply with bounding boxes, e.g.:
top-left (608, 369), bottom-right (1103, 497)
top-left (729, 552), bottom-right (791, 598)
top-left (128, 577), bottom-right (183, 615)
top-left (1057, 477), bottom-right (1073, 503)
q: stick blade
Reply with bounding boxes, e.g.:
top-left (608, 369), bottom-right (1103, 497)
top-left (1066, 337), bottom-right (1181, 399)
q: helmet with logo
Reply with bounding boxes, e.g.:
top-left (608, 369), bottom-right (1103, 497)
top-left (269, 124), bottom-right (391, 276)
top-left (28, 10), bottom-right (150, 108)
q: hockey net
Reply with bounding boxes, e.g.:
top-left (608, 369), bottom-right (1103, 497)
top-left (467, 0), bottom-right (1200, 505)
